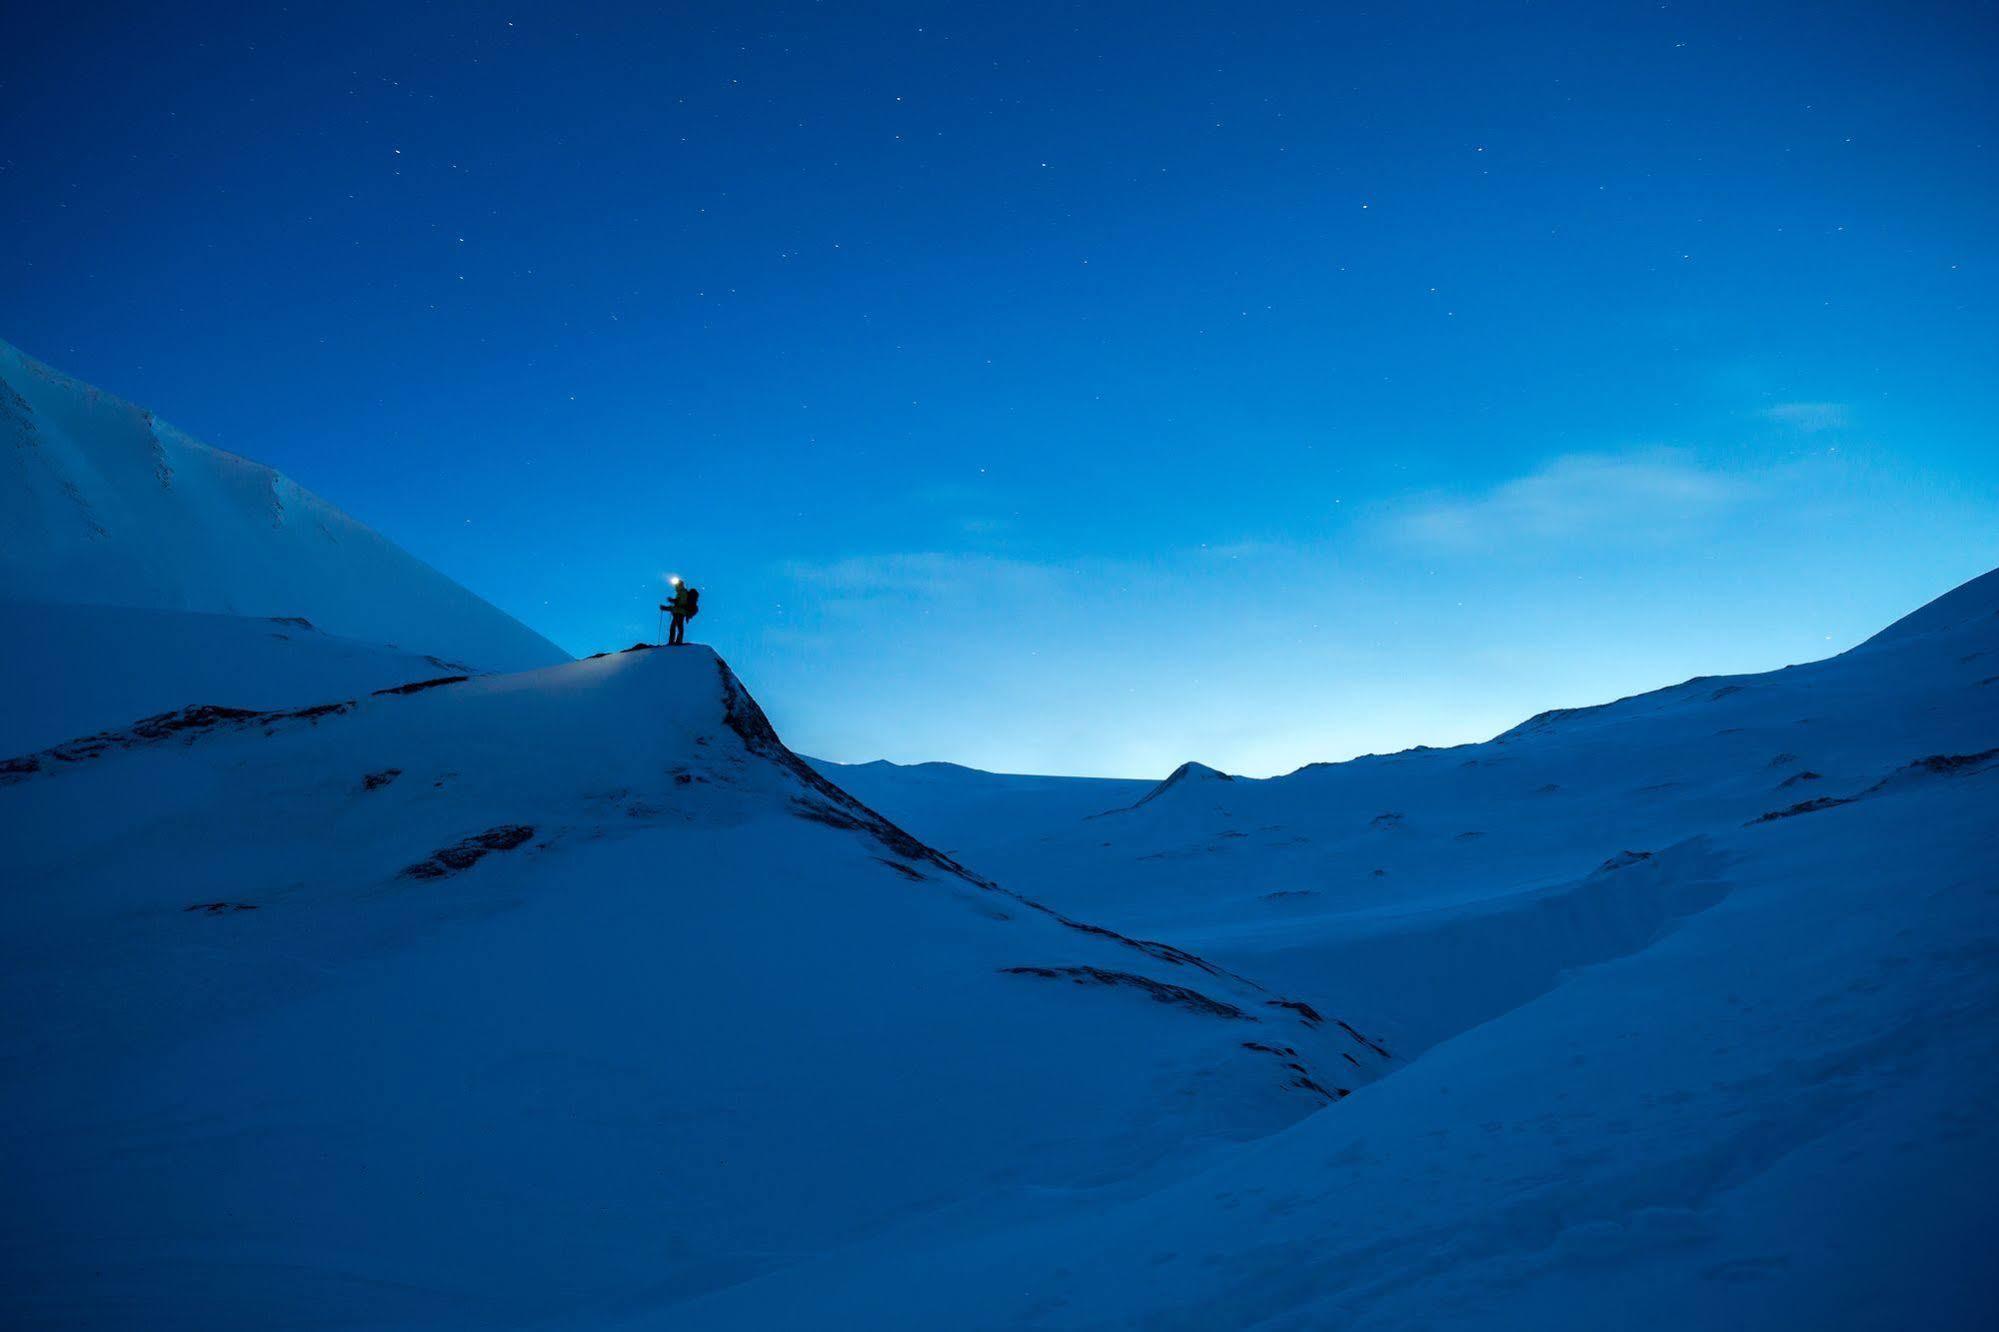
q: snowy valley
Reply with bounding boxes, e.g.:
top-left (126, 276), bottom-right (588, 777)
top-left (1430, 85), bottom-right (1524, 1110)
top-left (3, 346), bottom-right (1996, 1329)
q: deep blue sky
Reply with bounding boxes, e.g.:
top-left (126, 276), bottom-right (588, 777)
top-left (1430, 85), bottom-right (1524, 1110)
top-left (5, 1), bottom-right (1996, 775)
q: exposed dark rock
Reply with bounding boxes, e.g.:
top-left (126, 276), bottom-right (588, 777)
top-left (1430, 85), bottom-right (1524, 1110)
top-left (372, 675), bottom-right (469, 697)
top-left (1595, 849), bottom-right (1653, 874)
top-left (1848, 748), bottom-right (1999, 799)
top-left (1747, 749), bottom-right (1988, 825)
top-left (1267, 998), bottom-right (1323, 1026)
top-left (1749, 795), bottom-right (1855, 825)
top-left (7, 700), bottom-right (358, 779)
top-left (1768, 752), bottom-right (1799, 767)
top-left (363, 768), bottom-right (402, 791)
top-left (715, 656), bottom-right (1309, 1024)
top-left (184, 902), bottom-right (257, 914)
top-left (107, 704), bottom-right (261, 742)
top-left (1370, 812), bottom-right (1404, 829)
top-left (268, 616), bottom-right (315, 630)
top-left (1239, 1042), bottom-right (1343, 1101)
top-left (402, 825), bottom-right (536, 879)
top-left (874, 857), bottom-right (925, 881)
top-left (1336, 1019), bottom-right (1393, 1058)
top-left (1778, 770), bottom-right (1823, 788)
top-left (999, 966), bottom-right (1251, 1020)
top-left (718, 659), bottom-right (996, 889)
top-left (265, 702), bottom-right (349, 732)
top-left (1288, 1069), bottom-right (1344, 1100)
top-left (1908, 748), bottom-right (1999, 775)
top-left (1048, 916), bottom-right (1256, 986)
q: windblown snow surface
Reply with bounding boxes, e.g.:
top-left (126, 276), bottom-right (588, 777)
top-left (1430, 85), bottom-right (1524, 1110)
top-left (756, 570), bottom-right (1999, 1331)
top-left (1, 645), bottom-right (1374, 1330)
top-left (1, 338), bottom-right (567, 675)
top-left (0, 601), bottom-right (490, 756)
top-left (1, 329), bottom-right (1994, 1329)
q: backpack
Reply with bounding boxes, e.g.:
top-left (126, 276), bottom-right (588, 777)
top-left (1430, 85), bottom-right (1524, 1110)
top-left (683, 587), bottom-right (700, 618)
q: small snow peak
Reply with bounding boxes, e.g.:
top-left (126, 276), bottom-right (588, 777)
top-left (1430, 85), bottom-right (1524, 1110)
top-left (1129, 760), bottom-right (1234, 809)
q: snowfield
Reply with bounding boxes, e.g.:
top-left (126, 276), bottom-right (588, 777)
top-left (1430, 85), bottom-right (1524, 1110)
top-left (2, 348), bottom-right (1995, 1329)
top-left (1, 338), bottom-right (567, 675)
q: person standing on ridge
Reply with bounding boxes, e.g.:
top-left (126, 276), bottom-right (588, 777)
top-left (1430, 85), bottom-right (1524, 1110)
top-left (662, 577), bottom-right (701, 645)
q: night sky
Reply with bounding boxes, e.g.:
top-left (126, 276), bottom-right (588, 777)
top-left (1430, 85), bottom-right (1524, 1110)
top-left (5, 2), bottom-right (1996, 775)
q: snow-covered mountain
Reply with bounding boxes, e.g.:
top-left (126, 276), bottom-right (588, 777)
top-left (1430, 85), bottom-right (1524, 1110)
top-left (4, 331), bottom-right (1993, 1332)
top-left (1, 644), bottom-right (1382, 1330)
top-left (694, 568), bottom-right (1998, 1330)
top-left (807, 756), bottom-right (1152, 864)
top-left (1, 339), bottom-right (567, 676)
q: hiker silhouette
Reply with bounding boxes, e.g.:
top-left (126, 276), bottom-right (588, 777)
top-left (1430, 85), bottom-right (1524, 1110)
top-left (663, 578), bottom-right (701, 645)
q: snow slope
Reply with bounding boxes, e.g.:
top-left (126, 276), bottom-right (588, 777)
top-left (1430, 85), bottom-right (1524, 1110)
top-left (1, 339), bottom-right (567, 673)
top-left (656, 568), bottom-right (1999, 1329)
top-left (0, 645), bottom-right (1381, 1330)
top-left (5, 487), bottom-right (1993, 1330)
top-left (808, 757), bottom-right (1151, 865)
top-left (0, 601), bottom-right (489, 755)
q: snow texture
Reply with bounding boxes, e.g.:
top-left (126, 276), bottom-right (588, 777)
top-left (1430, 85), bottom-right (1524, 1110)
top-left (0, 601), bottom-right (489, 755)
top-left (1, 339), bottom-right (567, 674)
top-left (3, 644), bottom-right (1375, 1329)
top-left (3, 348), bottom-right (1995, 1330)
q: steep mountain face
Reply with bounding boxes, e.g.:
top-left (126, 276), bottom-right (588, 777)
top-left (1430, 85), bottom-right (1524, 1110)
top-left (0, 339), bottom-right (568, 673)
top-left (0, 644), bottom-right (1382, 1330)
top-left (701, 569), bottom-right (1997, 1331)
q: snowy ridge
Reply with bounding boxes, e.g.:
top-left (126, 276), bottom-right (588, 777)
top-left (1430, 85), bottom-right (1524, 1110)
top-left (2, 643), bottom-right (1388, 1329)
top-left (1859, 564), bottom-right (1999, 646)
top-left (733, 566), bottom-right (1998, 1330)
top-left (1, 339), bottom-right (567, 673)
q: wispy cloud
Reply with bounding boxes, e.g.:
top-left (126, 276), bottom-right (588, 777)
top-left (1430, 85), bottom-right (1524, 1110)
top-left (1762, 401), bottom-right (1850, 433)
top-left (1392, 450), bottom-right (1754, 550)
top-left (782, 551), bottom-right (1061, 603)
